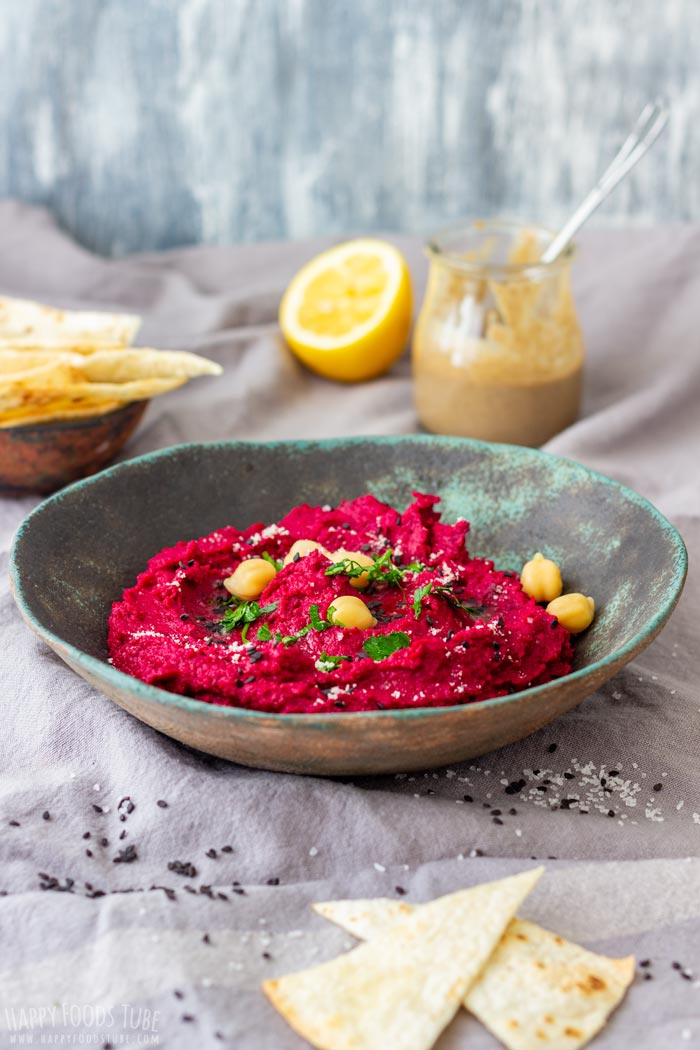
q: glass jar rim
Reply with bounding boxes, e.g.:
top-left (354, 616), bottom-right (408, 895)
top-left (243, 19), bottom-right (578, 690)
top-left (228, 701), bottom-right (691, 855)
top-left (425, 218), bottom-right (576, 279)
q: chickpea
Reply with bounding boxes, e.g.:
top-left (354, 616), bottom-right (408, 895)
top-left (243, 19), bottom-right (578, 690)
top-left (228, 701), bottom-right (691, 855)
top-left (283, 539), bottom-right (329, 567)
top-left (332, 549), bottom-right (375, 590)
top-left (327, 595), bottom-right (377, 630)
top-left (546, 593), bottom-right (595, 634)
top-left (224, 558), bottom-right (277, 600)
top-left (520, 552), bottom-right (563, 604)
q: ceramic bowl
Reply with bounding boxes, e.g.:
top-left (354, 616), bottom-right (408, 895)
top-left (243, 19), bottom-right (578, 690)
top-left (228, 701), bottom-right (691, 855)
top-left (0, 401), bottom-right (148, 495)
top-left (10, 437), bottom-right (687, 775)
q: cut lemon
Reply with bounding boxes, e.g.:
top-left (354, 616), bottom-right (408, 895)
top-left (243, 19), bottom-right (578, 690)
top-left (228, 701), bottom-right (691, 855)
top-left (279, 239), bottom-right (412, 382)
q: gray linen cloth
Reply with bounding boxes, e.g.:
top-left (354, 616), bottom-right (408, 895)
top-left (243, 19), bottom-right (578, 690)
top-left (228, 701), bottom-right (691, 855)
top-left (0, 200), bottom-right (698, 1049)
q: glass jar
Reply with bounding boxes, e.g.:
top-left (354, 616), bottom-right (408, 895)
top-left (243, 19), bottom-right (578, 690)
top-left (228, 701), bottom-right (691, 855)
top-left (413, 220), bottom-right (585, 447)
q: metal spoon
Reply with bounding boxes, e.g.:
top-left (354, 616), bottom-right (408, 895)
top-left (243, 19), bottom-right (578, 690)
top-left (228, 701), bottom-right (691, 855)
top-left (541, 98), bottom-right (669, 264)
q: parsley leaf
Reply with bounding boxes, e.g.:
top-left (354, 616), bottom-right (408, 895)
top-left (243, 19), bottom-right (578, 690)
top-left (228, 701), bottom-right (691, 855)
top-left (262, 551), bottom-right (283, 571)
top-left (412, 583), bottom-right (433, 619)
top-left (362, 632), bottom-right (411, 661)
top-left (256, 623), bottom-right (273, 642)
top-left (324, 558), bottom-right (367, 580)
top-left (324, 548), bottom-right (406, 588)
top-left (315, 652), bottom-right (350, 672)
top-left (309, 603), bottom-right (332, 631)
top-left (220, 599), bottom-right (278, 635)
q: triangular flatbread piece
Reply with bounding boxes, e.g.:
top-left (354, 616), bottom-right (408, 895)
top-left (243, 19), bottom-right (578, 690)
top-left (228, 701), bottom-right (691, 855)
top-left (264, 867), bottom-right (542, 1050)
top-left (314, 897), bottom-right (634, 1050)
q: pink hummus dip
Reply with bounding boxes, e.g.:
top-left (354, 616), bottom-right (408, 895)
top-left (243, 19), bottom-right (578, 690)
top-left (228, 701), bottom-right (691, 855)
top-left (108, 493), bottom-right (573, 714)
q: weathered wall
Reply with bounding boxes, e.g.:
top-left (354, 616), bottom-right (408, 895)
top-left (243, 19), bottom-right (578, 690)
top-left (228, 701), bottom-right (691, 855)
top-left (0, 0), bottom-right (695, 255)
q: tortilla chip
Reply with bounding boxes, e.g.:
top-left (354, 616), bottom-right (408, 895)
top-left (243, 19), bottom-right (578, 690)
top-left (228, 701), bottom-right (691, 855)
top-left (0, 347), bottom-right (222, 416)
top-left (0, 347), bottom-right (222, 381)
top-left (263, 867), bottom-right (542, 1050)
top-left (0, 295), bottom-right (141, 347)
top-left (0, 400), bottom-right (123, 428)
top-left (314, 900), bottom-right (634, 1050)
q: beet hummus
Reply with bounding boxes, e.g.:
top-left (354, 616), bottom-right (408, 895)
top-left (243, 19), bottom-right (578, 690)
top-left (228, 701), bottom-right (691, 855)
top-left (108, 493), bottom-right (573, 714)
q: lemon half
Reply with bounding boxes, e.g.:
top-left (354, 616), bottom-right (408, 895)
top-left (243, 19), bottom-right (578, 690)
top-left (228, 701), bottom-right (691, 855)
top-left (279, 239), bottom-right (412, 382)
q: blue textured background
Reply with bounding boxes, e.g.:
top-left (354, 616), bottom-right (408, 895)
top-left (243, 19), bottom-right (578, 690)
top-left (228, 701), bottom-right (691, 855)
top-left (0, 0), bottom-right (695, 256)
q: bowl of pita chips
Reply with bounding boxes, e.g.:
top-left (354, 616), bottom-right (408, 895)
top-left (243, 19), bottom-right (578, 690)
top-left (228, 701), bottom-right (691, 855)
top-left (0, 295), bottom-right (221, 493)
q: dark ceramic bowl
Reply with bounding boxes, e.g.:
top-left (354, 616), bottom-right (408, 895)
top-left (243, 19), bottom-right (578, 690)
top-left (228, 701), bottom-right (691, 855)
top-left (0, 401), bottom-right (148, 495)
top-left (10, 438), bottom-right (687, 775)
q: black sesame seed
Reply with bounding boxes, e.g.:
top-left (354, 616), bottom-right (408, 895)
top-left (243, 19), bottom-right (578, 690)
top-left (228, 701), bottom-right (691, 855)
top-left (92, 805), bottom-right (103, 814)
top-left (463, 794), bottom-right (473, 802)
top-left (682, 971), bottom-right (693, 981)
top-left (492, 817), bottom-right (504, 825)
top-left (609, 770), bottom-right (620, 777)
top-left (113, 845), bottom-right (138, 864)
top-left (547, 743), bottom-right (558, 753)
top-left (462, 640), bottom-right (470, 650)
top-left (218, 892), bottom-right (229, 901)
top-left (262, 951), bottom-right (272, 960)
top-left (181, 1014), bottom-right (195, 1023)
top-left (100, 838), bottom-right (109, 847)
top-left (206, 849), bottom-right (218, 859)
top-left (608, 810), bottom-right (615, 818)
top-left (244, 676), bottom-right (256, 685)
top-left (249, 651), bottom-right (264, 663)
top-left (491, 809), bottom-right (502, 816)
top-left (639, 959), bottom-right (651, 968)
top-left (86, 849), bottom-right (93, 857)
top-left (550, 618), bottom-right (559, 628)
top-left (341, 522), bottom-right (351, 530)
top-left (266, 877), bottom-right (280, 886)
top-left (119, 830), bottom-right (127, 840)
top-left (174, 990), bottom-right (184, 1000)
top-left (672, 961), bottom-right (682, 970)
top-left (293, 552), bottom-right (301, 562)
top-left (395, 885), bottom-right (406, 895)
top-left (157, 800), bottom-right (168, 809)
top-left (644, 972), bottom-right (653, 980)
top-left (564, 771), bottom-right (575, 780)
top-left (180, 613), bottom-right (190, 621)
top-left (168, 860), bottom-right (198, 878)
top-left (221, 845), bottom-right (233, 854)
top-left (508, 808), bottom-right (517, 816)
top-left (202, 933), bottom-right (211, 945)
top-left (653, 783), bottom-right (663, 792)
top-left (187, 559), bottom-right (195, 567)
top-left (233, 886), bottom-right (246, 895)
top-left (82, 832), bottom-right (91, 840)
top-left (42, 811), bottom-right (51, 821)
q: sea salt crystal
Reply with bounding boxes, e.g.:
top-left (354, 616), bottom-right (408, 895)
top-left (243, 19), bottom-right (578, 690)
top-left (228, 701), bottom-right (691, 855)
top-left (373, 863), bottom-right (386, 873)
top-left (309, 846), bottom-right (319, 857)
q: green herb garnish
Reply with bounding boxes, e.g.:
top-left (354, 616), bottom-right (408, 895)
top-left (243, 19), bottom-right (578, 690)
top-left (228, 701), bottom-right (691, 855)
top-left (276, 603), bottom-right (335, 647)
top-left (412, 583), bottom-right (433, 619)
top-left (324, 558), bottom-right (367, 580)
top-left (309, 603), bottom-right (333, 630)
top-left (220, 599), bottom-right (278, 635)
top-left (256, 623), bottom-right (273, 642)
top-left (262, 551), bottom-right (283, 571)
top-left (315, 652), bottom-right (351, 672)
top-left (362, 632), bottom-right (411, 661)
top-left (324, 548), bottom-right (410, 588)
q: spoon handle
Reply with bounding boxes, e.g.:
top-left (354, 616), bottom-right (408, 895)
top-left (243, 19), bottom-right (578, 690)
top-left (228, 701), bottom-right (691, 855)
top-left (541, 99), bottom-right (669, 265)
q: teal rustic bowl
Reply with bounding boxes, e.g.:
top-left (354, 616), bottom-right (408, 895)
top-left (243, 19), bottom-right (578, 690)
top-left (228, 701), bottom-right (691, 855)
top-left (9, 437), bottom-right (687, 775)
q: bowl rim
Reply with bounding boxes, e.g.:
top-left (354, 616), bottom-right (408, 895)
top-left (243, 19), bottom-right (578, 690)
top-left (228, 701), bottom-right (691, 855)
top-left (0, 399), bottom-right (146, 435)
top-left (10, 436), bottom-right (688, 725)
